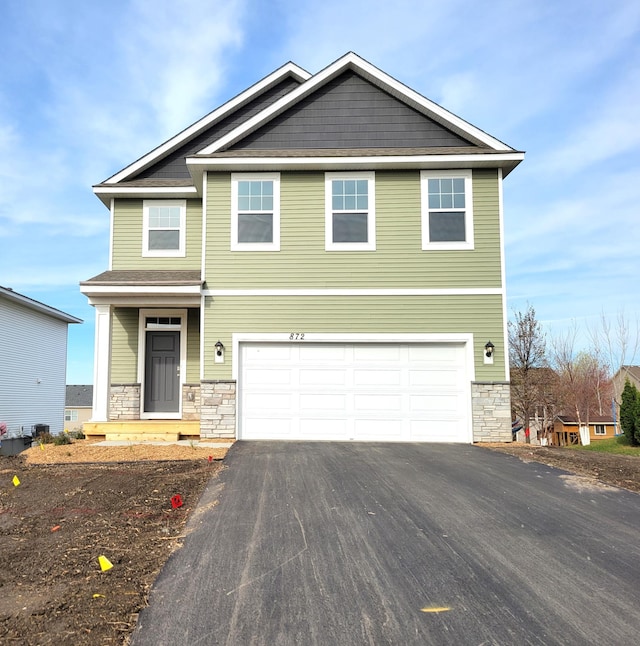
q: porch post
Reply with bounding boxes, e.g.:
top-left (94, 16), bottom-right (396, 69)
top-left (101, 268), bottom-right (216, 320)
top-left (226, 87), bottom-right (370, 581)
top-left (90, 304), bottom-right (111, 421)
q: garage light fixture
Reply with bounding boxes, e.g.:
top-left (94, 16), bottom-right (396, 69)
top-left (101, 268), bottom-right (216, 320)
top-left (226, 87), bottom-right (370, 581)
top-left (484, 340), bottom-right (495, 358)
top-left (215, 340), bottom-right (224, 356)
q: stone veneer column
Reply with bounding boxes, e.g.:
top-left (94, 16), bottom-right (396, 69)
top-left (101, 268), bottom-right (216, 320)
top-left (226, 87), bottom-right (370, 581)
top-left (109, 384), bottom-right (141, 420)
top-left (182, 384), bottom-right (201, 420)
top-left (200, 381), bottom-right (236, 438)
top-left (471, 382), bottom-right (512, 442)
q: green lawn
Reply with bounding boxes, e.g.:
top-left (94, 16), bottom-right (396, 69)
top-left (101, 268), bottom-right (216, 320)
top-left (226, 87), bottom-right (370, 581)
top-left (576, 435), bottom-right (640, 456)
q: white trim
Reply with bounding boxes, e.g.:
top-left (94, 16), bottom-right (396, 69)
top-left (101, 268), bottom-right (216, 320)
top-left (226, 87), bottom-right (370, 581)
top-left (420, 170), bottom-right (474, 250)
top-left (108, 198), bottom-right (114, 270)
top-left (142, 199), bottom-right (186, 257)
top-left (187, 152), bottom-right (524, 175)
top-left (199, 52), bottom-right (511, 155)
top-left (90, 304), bottom-right (111, 422)
top-left (497, 167), bottom-right (510, 380)
top-left (230, 172), bottom-right (281, 251)
top-left (201, 172), bottom-right (208, 285)
top-left (232, 331), bottom-right (475, 380)
top-left (325, 171), bottom-right (376, 251)
top-left (104, 62), bottom-right (311, 184)
top-left (138, 309), bottom-right (187, 420)
top-left (200, 293), bottom-right (206, 382)
top-left (94, 185), bottom-right (198, 207)
top-left (203, 287), bottom-right (503, 296)
top-left (81, 285), bottom-right (201, 296)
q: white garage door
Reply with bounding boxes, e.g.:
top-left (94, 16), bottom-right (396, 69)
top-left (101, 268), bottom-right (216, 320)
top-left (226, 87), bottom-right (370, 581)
top-left (238, 342), bottom-right (471, 442)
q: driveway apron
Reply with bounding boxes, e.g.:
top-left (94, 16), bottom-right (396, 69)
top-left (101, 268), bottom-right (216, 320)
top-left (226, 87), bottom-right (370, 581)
top-left (131, 442), bottom-right (640, 646)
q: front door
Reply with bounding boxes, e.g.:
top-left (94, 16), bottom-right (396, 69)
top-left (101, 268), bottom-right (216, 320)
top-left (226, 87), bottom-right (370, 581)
top-left (144, 330), bottom-right (180, 413)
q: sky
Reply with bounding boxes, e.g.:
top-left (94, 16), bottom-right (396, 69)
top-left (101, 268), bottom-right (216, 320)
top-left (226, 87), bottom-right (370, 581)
top-left (1, 0), bottom-right (639, 384)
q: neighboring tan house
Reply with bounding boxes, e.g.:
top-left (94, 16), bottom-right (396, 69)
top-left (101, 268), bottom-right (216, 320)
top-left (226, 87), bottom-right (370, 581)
top-left (552, 415), bottom-right (617, 446)
top-left (0, 286), bottom-right (82, 437)
top-left (65, 385), bottom-right (93, 431)
top-left (80, 52), bottom-right (524, 444)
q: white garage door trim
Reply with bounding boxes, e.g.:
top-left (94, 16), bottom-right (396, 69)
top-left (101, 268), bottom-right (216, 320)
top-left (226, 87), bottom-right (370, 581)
top-left (233, 333), bottom-right (475, 443)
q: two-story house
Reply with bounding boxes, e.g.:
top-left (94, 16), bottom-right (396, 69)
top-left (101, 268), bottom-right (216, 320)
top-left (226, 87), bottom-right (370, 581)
top-left (80, 52), bottom-right (524, 444)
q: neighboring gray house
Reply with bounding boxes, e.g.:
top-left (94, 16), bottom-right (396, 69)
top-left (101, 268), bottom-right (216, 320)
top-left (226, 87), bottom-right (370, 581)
top-left (65, 385), bottom-right (93, 431)
top-left (0, 286), bottom-right (82, 437)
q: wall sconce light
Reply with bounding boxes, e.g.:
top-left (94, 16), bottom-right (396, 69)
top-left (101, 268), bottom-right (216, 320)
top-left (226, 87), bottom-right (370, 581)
top-left (215, 340), bottom-right (224, 357)
top-left (484, 341), bottom-right (495, 358)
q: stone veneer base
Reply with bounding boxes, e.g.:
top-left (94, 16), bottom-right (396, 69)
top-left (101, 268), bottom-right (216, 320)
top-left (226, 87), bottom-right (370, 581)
top-left (471, 381), bottom-right (512, 442)
top-left (200, 381), bottom-right (237, 438)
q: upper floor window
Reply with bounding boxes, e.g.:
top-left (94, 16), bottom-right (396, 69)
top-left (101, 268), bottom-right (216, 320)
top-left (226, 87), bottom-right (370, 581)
top-left (231, 173), bottom-right (280, 251)
top-left (143, 200), bottom-right (186, 257)
top-left (325, 172), bottom-right (376, 251)
top-left (421, 170), bottom-right (474, 250)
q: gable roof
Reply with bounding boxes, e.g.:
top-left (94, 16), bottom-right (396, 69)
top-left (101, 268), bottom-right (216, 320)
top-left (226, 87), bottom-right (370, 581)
top-left (199, 52), bottom-right (513, 155)
top-left (556, 415), bottom-right (616, 426)
top-left (103, 61), bottom-right (310, 185)
top-left (66, 385), bottom-right (93, 408)
top-left (615, 365), bottom-right (640, 384)
top-left (94, 52), bottom-right (524, 205)
top-left (0, 286), bottom-right (82, 324)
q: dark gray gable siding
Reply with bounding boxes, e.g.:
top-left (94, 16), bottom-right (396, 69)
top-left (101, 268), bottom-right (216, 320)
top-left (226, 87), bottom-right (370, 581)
top-left (132, 77), bottom-right (302, 180)
top-left (228, 71), bottom-right (474, 151)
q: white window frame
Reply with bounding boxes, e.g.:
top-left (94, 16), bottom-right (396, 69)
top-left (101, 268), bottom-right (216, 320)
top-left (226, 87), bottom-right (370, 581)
top-left (421, 170), bottom-right (474, 250)
top-left (325, 172), bottom-right (376, 251)
top-left (594, 424), bottom-right (606, 435)
top-left (142, 199), bottom-right (186, 257)
top-left (231, 173), bottom-right (280, 251)
top-left (65, 409), bottom-right (78, 422)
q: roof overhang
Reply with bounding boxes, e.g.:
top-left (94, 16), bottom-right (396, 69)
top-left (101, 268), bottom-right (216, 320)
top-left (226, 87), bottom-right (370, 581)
top-left (0, 286), bottom-right (82, 324)
top-left (186, 151), bottom-right (525, 192)
top-left (92, 184), bottom-right (199, 208)
top-left (80, 271), bottom-right (203, 307)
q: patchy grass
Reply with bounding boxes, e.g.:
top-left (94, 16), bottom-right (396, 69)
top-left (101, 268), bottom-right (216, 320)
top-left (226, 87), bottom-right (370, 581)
top-left (576, 435), bottom-right (640, 456)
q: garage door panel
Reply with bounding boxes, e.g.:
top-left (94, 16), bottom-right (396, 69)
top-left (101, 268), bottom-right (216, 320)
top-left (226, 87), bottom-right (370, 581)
top-left (353, 345), bottom-right (401, 361)
top-left (354, 369), bottom-right (402, 386)
top-left (239, 342), bottom-right (470, 442)
top-left (245, 368), bottom-right (292, 386)
top-left (299, 393), bottom-right (346, 411)
top-left (300, 368), bottom-right (346, 386)
top-left (299, 419), bottom-right (347, 439)
top-left (354, 394), bottom-right (402, 411)
top-left (409, 394), bottom-right (460, 413)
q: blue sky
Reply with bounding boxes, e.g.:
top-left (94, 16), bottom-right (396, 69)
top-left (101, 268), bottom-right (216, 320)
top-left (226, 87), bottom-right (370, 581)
top-left (1, 0), bottom-right (639, 384)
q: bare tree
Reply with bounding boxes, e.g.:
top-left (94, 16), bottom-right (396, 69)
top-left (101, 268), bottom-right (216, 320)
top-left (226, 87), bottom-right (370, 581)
top-left (509, 306), bottom-right (547, 443)
top-left (550, 324), bottom-right (612, 438)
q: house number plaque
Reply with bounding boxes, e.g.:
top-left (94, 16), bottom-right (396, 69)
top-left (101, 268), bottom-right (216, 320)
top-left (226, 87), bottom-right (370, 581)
top-left (289, 333), bottom-right (305, 340)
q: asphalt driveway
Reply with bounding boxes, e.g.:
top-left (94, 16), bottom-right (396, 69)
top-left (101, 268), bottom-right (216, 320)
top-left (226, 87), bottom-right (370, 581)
top-left (131, 442), bottom-right (640, 645)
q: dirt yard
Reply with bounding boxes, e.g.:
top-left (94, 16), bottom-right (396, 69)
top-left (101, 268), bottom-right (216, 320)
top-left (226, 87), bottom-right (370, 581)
top-left (0, 441), bottom-right (228, 645)
top-left (0, 439), bottom-right (638, 645)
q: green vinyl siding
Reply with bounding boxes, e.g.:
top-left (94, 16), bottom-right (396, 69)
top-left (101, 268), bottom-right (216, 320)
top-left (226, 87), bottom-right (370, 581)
top-left (186, 308), bottom-right (200, 382)
top-left (112, 199), bottom-right (202, 269)
top-left (203, 294), bottom-right (506, 381)
top-left (111, 308), bottom-right (139, 382)
top-left (205, 169), bottom-right (501, 288)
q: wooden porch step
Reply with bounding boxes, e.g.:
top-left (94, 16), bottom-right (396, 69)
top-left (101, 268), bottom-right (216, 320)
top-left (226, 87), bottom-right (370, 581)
top-left (84, 420), bottom-right (200, 442)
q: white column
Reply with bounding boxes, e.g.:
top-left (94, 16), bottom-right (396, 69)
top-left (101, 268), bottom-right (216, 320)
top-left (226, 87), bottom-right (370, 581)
top-left (90, 304), bottom-right (111, 421)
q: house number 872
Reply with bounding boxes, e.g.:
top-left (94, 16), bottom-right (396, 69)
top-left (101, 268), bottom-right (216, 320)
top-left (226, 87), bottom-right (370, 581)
top-left (289, 333), bottom-right (305, 340)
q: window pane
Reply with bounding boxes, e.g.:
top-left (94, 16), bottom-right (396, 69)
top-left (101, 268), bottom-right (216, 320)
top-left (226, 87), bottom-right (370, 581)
top-left (428, 194), bottom-right (440, 209)
top-left (332, 195), bottom-right (343, 210)
top-left (441, 194), bottom-right (453, 209)
top-left (250, 182), bottom-right (262, 196)
top-left (428, 178), bottom-right (440, 195)
top-left (238, 213), bottom-right (273, 243)
top-left (333, 213), bottom-right (368, 243)
top-left (453, 193), bottom-right (465, 208)
top-left (356, 179), bottom-right (368, 195)
top-left (332, 180), bottom-right (344, 198)
top-left (345, 195), bottom-right (356, 210)
top-left (429, 211), bottom-right (466, 242)
top-left (238, 181), bottom-right (250, 196)
top-left (250, 196), bottom-right (262, 210)
top-left (262, 196), bottom-right (273, 210)
top-left (262, 182), bottom-right (273, 196)
top-left (344, 179), bottom-right (356, 195)
top-left (441, 178), bottom-right (453, 193)
top-left (149, 230), bottom-right (180, 250)
top-left (238, 196), bottom-right (250, 210)
top-left (453, 178), bottom-right (465, 193)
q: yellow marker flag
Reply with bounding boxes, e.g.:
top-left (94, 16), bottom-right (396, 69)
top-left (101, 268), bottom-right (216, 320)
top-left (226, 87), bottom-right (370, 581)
top-left (12, 475), bottom-right (20, 487)
top-left (421, 607), bottom-right (451, 613)
top-left (40, 442), bottom-right (45, 451)
top-left (98, 556), bottom-right (113, 572)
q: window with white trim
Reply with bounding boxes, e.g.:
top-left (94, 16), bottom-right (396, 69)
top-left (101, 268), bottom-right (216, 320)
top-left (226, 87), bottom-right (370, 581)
top-left (594, 424), bottom-right (606, 435)
top-left (421, 170), bottom-right (473, 250)
top-left (143, 200), bottom-right (186, 257)
top-left (65, 409), bottom-right (78, 422)
top-left (325, 172), bottom-right (375, 251)
top-left (231, 173), bottom-right (280, 251)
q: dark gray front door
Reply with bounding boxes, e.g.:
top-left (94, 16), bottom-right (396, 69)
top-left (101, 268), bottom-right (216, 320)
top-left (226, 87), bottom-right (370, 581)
top-left (144, 331), bottom-right (180, 413)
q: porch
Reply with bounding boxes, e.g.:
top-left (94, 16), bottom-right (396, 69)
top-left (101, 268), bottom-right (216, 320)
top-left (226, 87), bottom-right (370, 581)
top-left (84, 419), bottom-right (201, 443)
